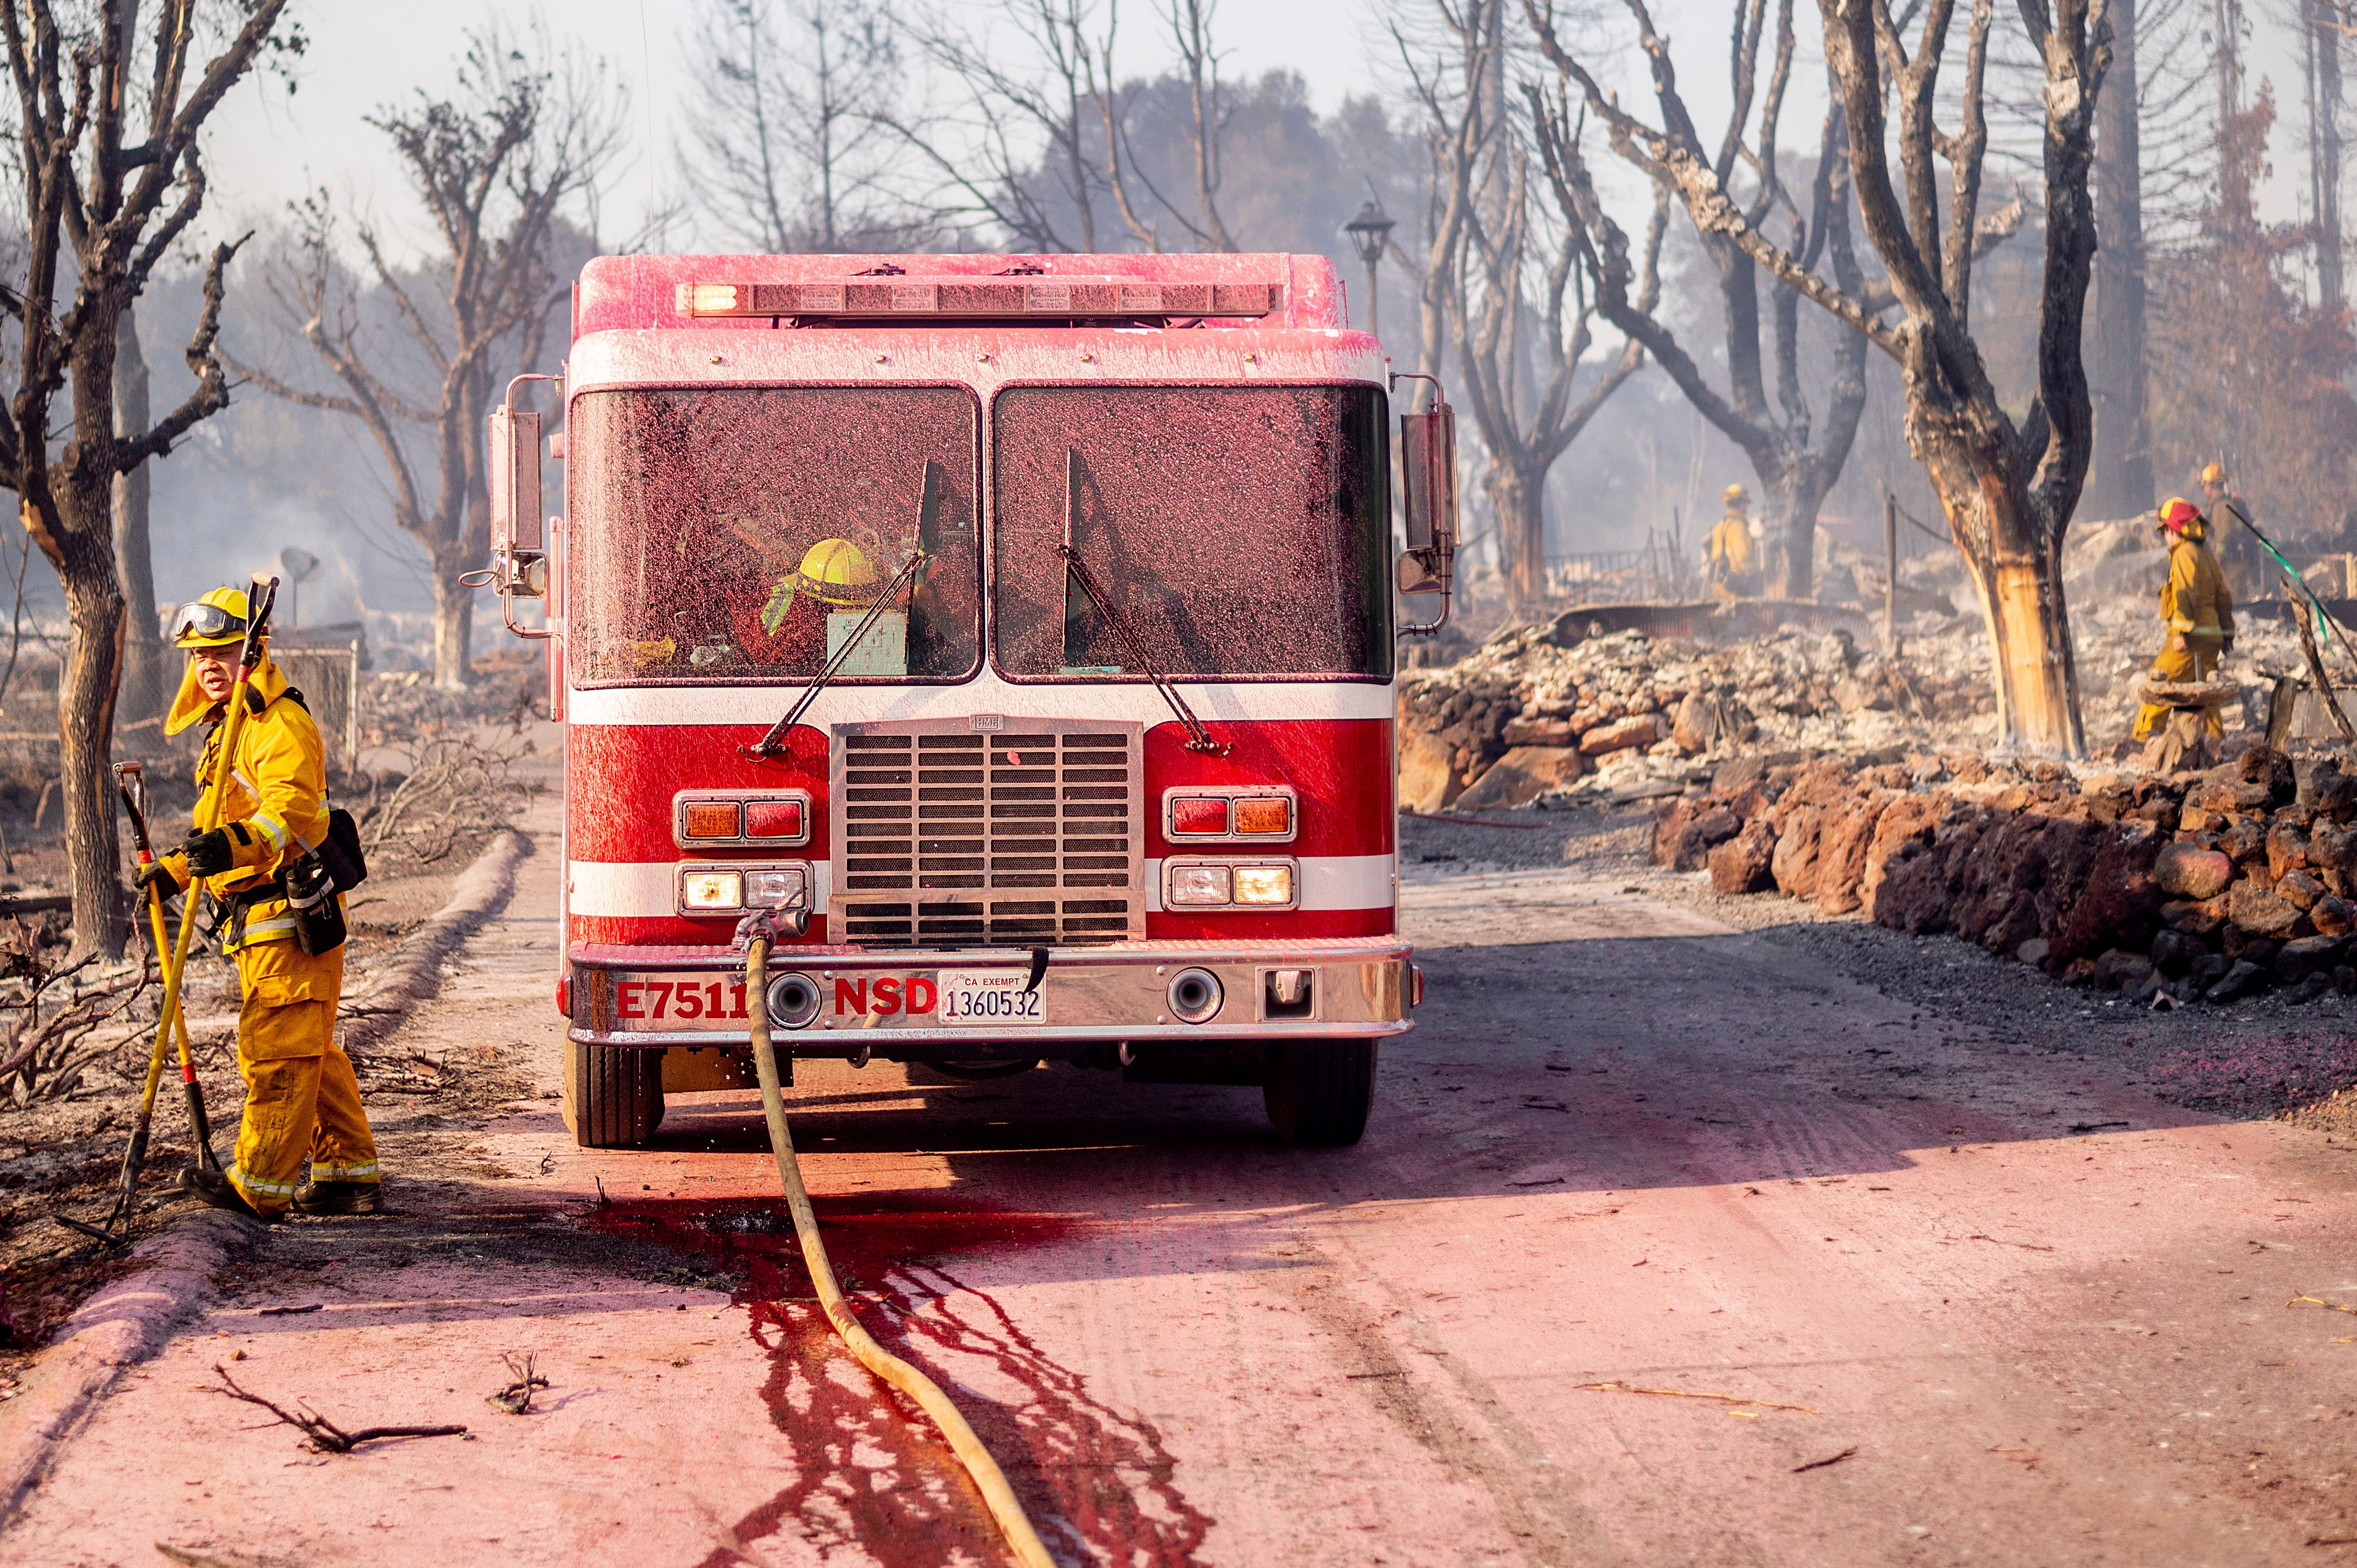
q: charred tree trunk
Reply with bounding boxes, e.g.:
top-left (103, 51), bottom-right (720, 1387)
top-left (1489, 459), bottom-right (1550, 612)
top-left (112, 307), bottom-right (164, 724)
top-left (55, 565), bottom-right (126, 956)
top-left (2089, 0), bottom-right (2152, 518)
top-left (431, 545), bottom-right (476, 690)
top-left (1939, 468), bottom-right (2084, 756)
top-left (2307, 0), bottom-right (2344, 311)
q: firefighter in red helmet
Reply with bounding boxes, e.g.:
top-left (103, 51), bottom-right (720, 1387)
top-left (2132, 498), bottom-right (2235, 764)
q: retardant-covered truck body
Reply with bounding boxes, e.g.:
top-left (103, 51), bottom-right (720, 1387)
top-left (485, 252), bottom-right (1458, 1149)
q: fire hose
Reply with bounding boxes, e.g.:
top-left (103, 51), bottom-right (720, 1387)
top-left (738, 918), bottom-right (1053, 1568)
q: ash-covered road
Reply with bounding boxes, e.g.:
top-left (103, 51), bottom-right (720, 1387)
top-left (12, 820), bottom-right (2357, 1566)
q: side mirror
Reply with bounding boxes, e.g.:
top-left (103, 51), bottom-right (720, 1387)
top-left (483, 373), bottom-right (560, 639)
top-left (1394, 385), bottom-right (1457, 635)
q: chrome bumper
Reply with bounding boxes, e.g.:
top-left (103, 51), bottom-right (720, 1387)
top-left (566, 938), bottom-right (1415, 1055)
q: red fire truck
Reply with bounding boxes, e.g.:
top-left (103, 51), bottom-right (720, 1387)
top-left (484, 252), bottom-right (1458, 1151)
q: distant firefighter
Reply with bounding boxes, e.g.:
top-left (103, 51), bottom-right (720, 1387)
top-left (2199, 462), bottom-right (2271, 600)
top-left (2133, 497), bottom-right (2236, 762)
top-left (1707, 484), bottom-right (1762, 601)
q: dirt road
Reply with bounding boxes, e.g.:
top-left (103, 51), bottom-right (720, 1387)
top-left (9, 811), bottom-right (2357, 1566)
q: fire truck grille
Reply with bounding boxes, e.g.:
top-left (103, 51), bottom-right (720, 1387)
top-left (829, 719), bottom-right (1145, 948)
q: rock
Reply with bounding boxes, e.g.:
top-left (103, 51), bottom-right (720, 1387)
top-left (1670, 692), bottom-right (1720, 754)
top-left (2318, 768), bottom-right (2357, 819)
top-left (1815, 795), bottom-right (1892, 914)
top-left (2062, 956), bottom-right (2098, 984)
top-left (2154, 844), bottom-right (2235, 900)
top-left (2219, 817), bottom-right (2268, 861)
top-left (2337, 964), bottom-right (2357, 996)
top-left (1397, 721), bottom-right (1462, 812)
top-left (2188, 952), bottom-right (2235, 989)
top-left (2277, 934), bottom-right (2349, 982)
top-left (1772, 806), bottom-right (1824, 899)
top-left (2196, 780), bottom-right (2275, 815)
top-left (2050, 820), bottom-right (2169, 965)
top-left (2316, 895), bottom-right (2356, 937)
top-left (2269, 821), bottom-right (2314, 881)
top-left (1832, 676), bottom-right (1892, 713)
top-left (2090, 948), bottom-right (2152, 991)
top-left (2016, 937), bottom-right (2051, 966)
top-left (2288, 972), bottom-right (2334, 1005)
top-left (1579, 714), bottom-right (1660, 757)
top-left (2277, 867), bottom-right (2326, 911)
top-left (2205, 958), bottom-right (2266, 1002)
top-left (2239, 745), bottom-right (2296, 805)
top-left (1712, 756), bottom-right (1768, 795)
top-left (2149, 929), bottom-right (2208, 974)
top-left (1860, 792), bottom-right (1951, 909)
top-left (2313, 818), bottom-right (2357, 873)
top-left (2160, 897), bottom-right (2229, 935)
top-left (2229, 880), bottom-right (2302, 939)
top-left (1708, 820), bottom-right (1777, 895)
top-left (1457, 746), bottom-right (1590, 810)
top-left (1676, 805), bottom-right (1742, 870)
top-left (1500, 715), bottom-right (1576, 747)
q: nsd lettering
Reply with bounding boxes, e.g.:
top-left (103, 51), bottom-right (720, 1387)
top-left (834, 976), bottom-right (939, 1016)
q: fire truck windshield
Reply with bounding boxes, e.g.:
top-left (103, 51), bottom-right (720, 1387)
top-left (992, 384), bottom-right (1393, 680)
top-left (568, 386), bottom-right (981, 686)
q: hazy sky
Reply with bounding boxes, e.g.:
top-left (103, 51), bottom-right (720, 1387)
top-left (194, 0), bottom-right (2316, 267)
top-left (202, 0), bottom-right (1394, 259)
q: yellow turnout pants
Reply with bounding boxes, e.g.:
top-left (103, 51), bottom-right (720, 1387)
top-left (226, 938), bottom-right (377, 1216)
top-left (2133, 637), bottom-right (2224, 743)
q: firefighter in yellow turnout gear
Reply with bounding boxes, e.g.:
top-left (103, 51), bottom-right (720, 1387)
top-left (1706, 484), bottom-right (1762, 601)
top-left (140, 588), bottom-right (380, 1219)
top-left (2133, 497), bottom-right (2237, 749)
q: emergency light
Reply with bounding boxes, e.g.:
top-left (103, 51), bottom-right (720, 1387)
top-left (676, 278), bottom-right (1280, 322)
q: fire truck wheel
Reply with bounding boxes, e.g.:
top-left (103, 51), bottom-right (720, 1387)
top-left (571, 1042), bottom-right (665, 1149)
top-left (1262, 1041), bottom-right (1377, 1147)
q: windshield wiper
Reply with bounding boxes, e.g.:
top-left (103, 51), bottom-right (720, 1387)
top-left (1060, 448), bottom-right (1226, 756)
top-left (746, 463), bottom-right (943, 760)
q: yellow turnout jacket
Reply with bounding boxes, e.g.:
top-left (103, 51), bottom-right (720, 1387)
top-left (2162, 535), bottom-right (2235, 645)
top-left (1708, 513), bottom-right (1756, 577)
top-left (161, 652), bottom-right (331, 951)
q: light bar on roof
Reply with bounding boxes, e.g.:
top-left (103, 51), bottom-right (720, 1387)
top-left (675, 278), bottom-right (1279, 321)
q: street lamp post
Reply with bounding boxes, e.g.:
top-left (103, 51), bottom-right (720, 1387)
top-left (1343, 198), bottom-right (1397, 341)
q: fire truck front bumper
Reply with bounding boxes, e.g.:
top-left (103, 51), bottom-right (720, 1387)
top-left (565, 937), bottom-right (1418, 1056)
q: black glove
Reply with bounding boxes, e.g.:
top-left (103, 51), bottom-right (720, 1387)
top-left (181, 827), bottom-right (235, 877)
top-left (133, 859), bottom-right (180, 896)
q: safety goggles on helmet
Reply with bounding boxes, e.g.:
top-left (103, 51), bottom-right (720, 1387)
top-left (169, 600), bottom-right (247, 645)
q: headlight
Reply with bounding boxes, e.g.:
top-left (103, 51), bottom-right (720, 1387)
top-left (1231, 865), bottom-right (1294, 905)
top-left (680, 870), bottom-right (743, 911)
top-left (1166, 863), bottom-right (1233, 905)
top-left (745, 867), bottom-right (808, 908)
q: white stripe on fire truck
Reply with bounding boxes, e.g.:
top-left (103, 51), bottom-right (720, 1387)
top-left (562, 677), bottom-right (1395, 729)
top-left (562, 855), bottom-right (1397, 916)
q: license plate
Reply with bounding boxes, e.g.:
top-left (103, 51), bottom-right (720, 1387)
top-left (937, 970), bottom-right (1045, 1027)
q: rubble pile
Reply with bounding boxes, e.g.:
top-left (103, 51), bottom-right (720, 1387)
top-left (1397, 621), bottom-right (1997, 812)
top-left (1655, 742), bottom-right (2357, 1006)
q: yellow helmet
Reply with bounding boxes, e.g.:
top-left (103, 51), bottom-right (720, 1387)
top-left (794, 538), bottom-right (880, 607)
top-left (169, 586), bottom-right (254, 649)
top-left (1724, 484), bottom-right (1750, 504)
top-left (2200, 462), bottom-right (2226, 486)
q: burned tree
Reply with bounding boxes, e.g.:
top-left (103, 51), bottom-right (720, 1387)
top-left (1542, 0), bottom-right (2111, 756)
top-left (1394, 0), bottom-right (1662, 616)
top-left (0, 0), bottom-right (295, 954)
top-left (1530, 0), bottom-right (1904, 601)
top-left (236, 35), bottom-right (621, 690)
top-left (679, 0), bottom-right (914, 252)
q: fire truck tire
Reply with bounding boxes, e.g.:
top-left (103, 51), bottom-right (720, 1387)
top-left (1262, 1041), bottom-right (1376, 1146)
top-left (572, 1043), bottom-right (665, 1148)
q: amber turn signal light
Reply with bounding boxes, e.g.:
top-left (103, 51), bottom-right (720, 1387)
top-left (1233, 796), bottom-right (1291, 834)
top-left (682, 801), bottom-right (742, 839)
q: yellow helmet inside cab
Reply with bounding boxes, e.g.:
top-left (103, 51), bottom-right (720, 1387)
top-left (794, 538), bottom-right (880, 607)
top-left (1724, 484), bottom-right (1750, 504)
top-left (170, 586), bottom-right (253, 649)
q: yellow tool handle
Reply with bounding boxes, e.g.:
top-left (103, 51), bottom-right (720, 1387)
top-left (743, 936), bottom-right (1055, 1568)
